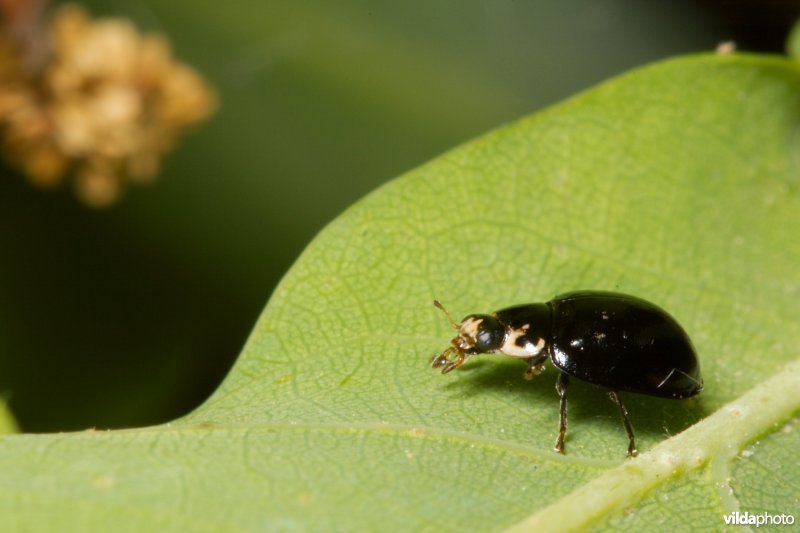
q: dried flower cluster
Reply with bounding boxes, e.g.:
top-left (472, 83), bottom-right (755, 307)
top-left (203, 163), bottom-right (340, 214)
top-left (0, 4), bottom-right (216, 206)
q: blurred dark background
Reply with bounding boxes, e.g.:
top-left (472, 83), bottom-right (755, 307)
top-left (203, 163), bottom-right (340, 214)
top-left (1, 0), bottom-right (797, 432)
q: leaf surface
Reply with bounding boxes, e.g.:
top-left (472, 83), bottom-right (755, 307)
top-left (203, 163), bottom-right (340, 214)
top-left (0, 400), bottom-right (18, 435)
top-left (1, 54), bottom-right (799, 531)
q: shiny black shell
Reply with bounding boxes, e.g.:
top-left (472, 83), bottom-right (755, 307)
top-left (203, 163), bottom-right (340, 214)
top-left (496, 291), bottom-right (702, 399)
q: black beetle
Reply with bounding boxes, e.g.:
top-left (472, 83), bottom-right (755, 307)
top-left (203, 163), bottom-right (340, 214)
top-left (431, 291), bottom-right (703, 457)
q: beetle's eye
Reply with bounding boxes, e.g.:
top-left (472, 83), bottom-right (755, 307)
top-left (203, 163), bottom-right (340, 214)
top-left (474, 316), bottom-right (504, 352)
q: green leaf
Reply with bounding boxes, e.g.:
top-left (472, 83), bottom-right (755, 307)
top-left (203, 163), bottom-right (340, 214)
top-left (0, 398), bottom-right (19, 435)
top-left (1, 53), bottom-right (799, 530)
top-left (788, 19), bottom-right (800, 60)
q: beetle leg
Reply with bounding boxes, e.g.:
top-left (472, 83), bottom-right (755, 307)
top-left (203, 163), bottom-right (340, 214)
top-left (441, 352), bottom-right (467, 374)
top-left (554, 372), bottom-right (569, 454)
top-left (608, 390), bottom-right (638, 457)
top-left (523, 354), bottom-right (548, 380)
top-left (441, 360), bottom-right (458, 374)
top-left (431, 348), bottom-right (453, 369)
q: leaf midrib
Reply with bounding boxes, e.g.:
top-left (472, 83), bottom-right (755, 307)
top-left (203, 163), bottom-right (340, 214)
top-left (506, 358), bottom-right (800, 532)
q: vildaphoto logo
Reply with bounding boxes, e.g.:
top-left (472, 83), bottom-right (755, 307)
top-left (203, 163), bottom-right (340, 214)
top-left (723, 511), bottom-right (795, 527)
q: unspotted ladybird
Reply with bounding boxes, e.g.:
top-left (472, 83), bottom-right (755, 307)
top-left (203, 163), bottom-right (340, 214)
top-left (431, 291), bottom-right (703, 457)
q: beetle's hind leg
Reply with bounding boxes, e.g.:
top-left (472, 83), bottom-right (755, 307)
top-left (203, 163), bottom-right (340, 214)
top-left (554, 372), bottom-right (569, 454)
top-left (608, 390), bottom-right (638, 457)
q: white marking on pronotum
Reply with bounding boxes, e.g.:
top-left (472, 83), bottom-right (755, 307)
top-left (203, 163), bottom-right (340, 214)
top-left (501, 326), bottom-right (546, 358)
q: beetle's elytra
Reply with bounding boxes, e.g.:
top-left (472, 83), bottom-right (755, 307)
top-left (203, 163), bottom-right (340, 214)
top-left (430, 291), bottom-right (703, 457)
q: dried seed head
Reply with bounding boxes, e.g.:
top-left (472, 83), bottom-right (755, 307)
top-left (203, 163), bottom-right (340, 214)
top-left (0, 3), bottom-right (217, 206)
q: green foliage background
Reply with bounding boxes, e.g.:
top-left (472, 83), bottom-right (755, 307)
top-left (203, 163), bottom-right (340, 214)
top-left (1, 2), bottom-right (799, 529)
top-left (0, 0), bottom-right (722, 431)
top-left (1, 53), bottom-right (798, 530)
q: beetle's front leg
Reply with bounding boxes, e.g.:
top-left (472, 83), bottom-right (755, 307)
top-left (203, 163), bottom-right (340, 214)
top-left (431, 347), bottom-right (467, 374)
top-left (440, 353), bottom-right (466, 374)
top-left (431, 348), bottom-right (453, 369)
top-left (523, 354), bottom-right (548, 380)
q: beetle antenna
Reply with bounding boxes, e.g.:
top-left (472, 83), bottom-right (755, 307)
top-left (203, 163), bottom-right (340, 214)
top-left (433, 300), bottom-right (460, 329)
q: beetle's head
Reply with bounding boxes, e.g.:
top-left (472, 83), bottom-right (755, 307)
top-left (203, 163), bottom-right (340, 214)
top-left (430, 301), bottom-right (505, 374)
